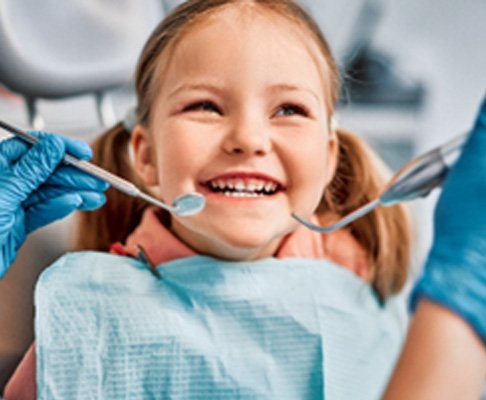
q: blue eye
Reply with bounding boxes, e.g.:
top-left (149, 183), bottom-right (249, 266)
top-left (183, 101), bottom-right (222, 114)
top-left (275, 104), bottom-right (308, 117)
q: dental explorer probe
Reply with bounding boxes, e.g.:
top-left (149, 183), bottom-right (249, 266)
top-left (292, 132), bottom-right (470, 233)
top-left (0, 120), bottom-right (206, 217)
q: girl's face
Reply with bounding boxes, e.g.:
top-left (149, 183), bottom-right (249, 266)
top-left (132, 5), bottom-right (337, 261)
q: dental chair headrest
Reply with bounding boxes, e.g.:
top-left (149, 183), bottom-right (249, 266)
top-left (0, 0), bottom-right (162, 98)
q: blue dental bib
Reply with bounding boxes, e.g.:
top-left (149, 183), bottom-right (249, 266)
top-left (35, 252), bottom-right (407, 399)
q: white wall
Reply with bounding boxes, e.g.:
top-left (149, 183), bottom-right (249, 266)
top-left (371, 0), bottom-right (486, 271)
top-left (373, 0), bottom-right (486, 145)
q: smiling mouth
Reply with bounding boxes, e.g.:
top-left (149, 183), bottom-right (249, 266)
top-left (202, 177), bottom-right (285, 198)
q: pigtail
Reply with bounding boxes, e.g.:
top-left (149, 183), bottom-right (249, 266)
top-left (319, 129), bottom-right (411, 300)
top-left (74, 123), bottom-right (150, 251)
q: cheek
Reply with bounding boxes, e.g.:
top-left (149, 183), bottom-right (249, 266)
top-left (294, 132), bottom-right (329, 176)
top-left (285, 133), bottom-right (330, 210)
top-left (152, 125), bottom-right (216, 195)
top-left (155, 142), bottom-right (196, 186)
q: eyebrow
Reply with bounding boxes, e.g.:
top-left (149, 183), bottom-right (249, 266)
top-left (168, 83), bottom-right (224, 99)
top-left (168, 82), bottom-right (321, 103)
top-left (266, 84), bottom-right (321, 104)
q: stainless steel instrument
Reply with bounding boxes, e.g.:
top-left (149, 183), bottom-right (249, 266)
top-left (0, 120), bottom-right (206, 217)
top-left (292, 132), bottom-right (469, 233)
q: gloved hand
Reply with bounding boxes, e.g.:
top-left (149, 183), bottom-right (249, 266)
top-left (0, 131), bottom-right (108, 278)
top-left (411, 95), bottom-right (486, 342)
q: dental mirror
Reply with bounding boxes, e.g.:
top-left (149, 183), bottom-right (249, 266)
top-left (169, 193), bottom-right (206, 216)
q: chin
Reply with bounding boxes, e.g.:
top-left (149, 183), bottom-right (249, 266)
top-left (173, 213), bottom-right (294, 260)
top-left (206, 227), bottom-right (289, 260)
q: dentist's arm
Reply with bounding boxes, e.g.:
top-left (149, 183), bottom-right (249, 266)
top-left (384, 97), bottom-right (486, 399)
top-left (384, 301), bottom-right (485, 399)
top-left (0, 131), bottom-right (108, 278)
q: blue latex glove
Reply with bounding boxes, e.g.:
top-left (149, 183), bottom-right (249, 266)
top-left (0, 131), bottom-right (108, 278)
top-left (411, 96), bottom-right (486, 342)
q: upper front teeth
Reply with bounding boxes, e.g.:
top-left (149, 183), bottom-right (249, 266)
top-left (235, 181), bottom-right (245, 191)
top-left (209, 179), bottom-right (278, 194)
top-left (247, 183), bottom-right (257, 191)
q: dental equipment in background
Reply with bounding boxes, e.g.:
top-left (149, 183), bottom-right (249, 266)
top-left (0, 120), bottom-right (206, 217)
top-left (292, 132), bottom-right (470, 233)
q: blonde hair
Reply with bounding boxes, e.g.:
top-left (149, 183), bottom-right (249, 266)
top-left (75, 0), bottom-right (411, 300)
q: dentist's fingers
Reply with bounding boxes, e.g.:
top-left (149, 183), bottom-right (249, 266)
top-left (23, 185), bottom-right (108, 211)
top-left (24, 191), bottom-right (107, 234)
top-left (28, 130), bottom-right (93, 160)
top-left (0, 138), bottom-right (30, 167)
top-left (8, 136), bottom-right (65, 203)
top-left (43, 165), bottom-right (109, 193)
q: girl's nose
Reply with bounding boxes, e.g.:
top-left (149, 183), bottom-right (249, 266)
top-left (222, 116), bottom-right (272, 157)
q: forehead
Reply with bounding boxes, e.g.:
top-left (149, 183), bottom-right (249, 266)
top-left (195, 2), bottom-right (316, 42)
top-left (156, 4), bottom-right (331, 94)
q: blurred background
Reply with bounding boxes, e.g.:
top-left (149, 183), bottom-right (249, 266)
top-left (0, 0), bottom-right (485, 394)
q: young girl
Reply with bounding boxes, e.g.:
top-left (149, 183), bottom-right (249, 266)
top-left (6, 0), bottom-right (414, 398)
